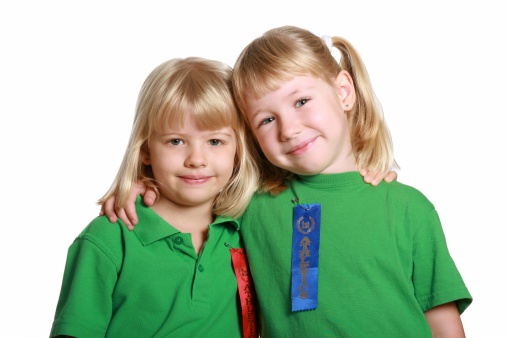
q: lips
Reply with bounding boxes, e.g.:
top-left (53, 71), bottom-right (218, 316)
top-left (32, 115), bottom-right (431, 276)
top-left (179, 175), bottom-right (211, 184)
top-left (287, 136), bottom-right (318, 155)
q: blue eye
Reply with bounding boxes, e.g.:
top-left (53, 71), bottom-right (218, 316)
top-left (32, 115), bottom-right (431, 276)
top-left (169, 139), bottom-right (182, 145)
top-left (209, 139), bottom-right (222, 146)
top-left (295, 97), bottom-right (309, 108)
top-left (260, 117), bottom-right (275, 126)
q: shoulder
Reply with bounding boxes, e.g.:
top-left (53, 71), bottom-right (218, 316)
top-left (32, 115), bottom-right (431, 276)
top-left (382, 180), bottom-right (424, 195)
top-left (73, 215), bottom-right (132, 257)
top-left (78, 215), bottom-right (126, 241)
top-left (382, 180), bottom-right (434, 208)
top-left (66, 215), bottom-right (139, 272)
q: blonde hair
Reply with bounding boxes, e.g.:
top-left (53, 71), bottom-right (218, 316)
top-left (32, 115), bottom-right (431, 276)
top-left (99, 57), bottom-right (259, 218)
top-left (232, 25), bottom-right (397, 194)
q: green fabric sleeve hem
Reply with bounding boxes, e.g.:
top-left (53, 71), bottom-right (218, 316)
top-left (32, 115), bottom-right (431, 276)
top-left (418, 287), bottom-right (473, 314)
top-left (50, 321), bottom-right (106, 338)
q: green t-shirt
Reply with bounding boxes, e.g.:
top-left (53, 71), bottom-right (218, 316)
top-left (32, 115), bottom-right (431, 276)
top-left (50, 198), bottom-right (244, 338)
top-left (240, 171), bottom-right (472, 337)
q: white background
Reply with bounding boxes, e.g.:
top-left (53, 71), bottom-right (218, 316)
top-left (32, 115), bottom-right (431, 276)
top-left (1, 1), bottom-right (505, 336)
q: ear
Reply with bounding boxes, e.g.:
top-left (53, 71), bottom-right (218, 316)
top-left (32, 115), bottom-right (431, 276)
top-left (333, 70), bottom-right (356, 111)
top-left (141, 143), bottom-right (151, 165)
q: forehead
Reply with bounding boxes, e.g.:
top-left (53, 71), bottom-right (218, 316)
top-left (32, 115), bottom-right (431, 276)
top-left (153, 107), bottom-right (237, 135)
top-left (159, 113), bottom-right (235, 134)
top-left (246, 75), bottom-right (325, 109)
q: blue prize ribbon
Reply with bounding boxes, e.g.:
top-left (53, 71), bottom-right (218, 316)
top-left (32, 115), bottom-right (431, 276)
top-left (291, 203), bottom-right (321, 312)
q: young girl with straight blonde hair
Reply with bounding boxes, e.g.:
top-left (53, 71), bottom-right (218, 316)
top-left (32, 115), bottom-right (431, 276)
top-left (50, 57), bottom-right (259, 337)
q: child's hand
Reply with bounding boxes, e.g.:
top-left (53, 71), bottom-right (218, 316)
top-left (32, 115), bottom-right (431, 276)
top-left (360, 169), bottom-right (398, 186)
top-left (99, 182), bottom-right (156, 230)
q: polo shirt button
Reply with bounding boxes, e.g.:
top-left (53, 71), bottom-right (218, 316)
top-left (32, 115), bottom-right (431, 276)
top-left (174, 236), bottom-right (183, 245)
top-left (198, 264), bottom-right (204, 272)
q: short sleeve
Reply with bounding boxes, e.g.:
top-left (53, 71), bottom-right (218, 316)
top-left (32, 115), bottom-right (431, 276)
top-left (50, 228), bottom-right (120, 337)
top-left (412, 208), bottom-right (472, 313)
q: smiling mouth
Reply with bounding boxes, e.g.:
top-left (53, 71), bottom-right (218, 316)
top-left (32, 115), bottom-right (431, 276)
top-left (287, 137), bottom-right (317, 155)
top-left (179, 176), bottom-right (211, 184)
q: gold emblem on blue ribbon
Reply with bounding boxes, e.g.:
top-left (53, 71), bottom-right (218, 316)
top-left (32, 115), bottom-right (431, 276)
top-left (291, 203), bottom-right (321, 311)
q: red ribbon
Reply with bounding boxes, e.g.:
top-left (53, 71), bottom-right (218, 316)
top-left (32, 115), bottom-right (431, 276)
top-left (230, 247), bottom-right (258, 338)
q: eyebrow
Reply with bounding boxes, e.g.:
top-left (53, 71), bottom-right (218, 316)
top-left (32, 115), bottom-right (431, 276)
top-left (205, 131), bottom-right (235, 138)
top-left (250, 89), bottom-right (303, 116)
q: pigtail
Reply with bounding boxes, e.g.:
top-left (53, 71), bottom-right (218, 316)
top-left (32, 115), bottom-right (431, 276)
top-left (332, 37), bottom-right (397, 173)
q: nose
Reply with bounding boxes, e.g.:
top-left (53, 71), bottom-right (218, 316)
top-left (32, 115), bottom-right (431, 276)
top-left (184, 146), bottom-right (207, 168)
top-left (279, 117), bottom-right (301, 141)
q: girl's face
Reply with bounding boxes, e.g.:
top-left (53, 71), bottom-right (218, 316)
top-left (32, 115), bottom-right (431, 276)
top-left (144, 114), bottom-right (236, 210)
top-left (245, 74), bottom-right (356, 175)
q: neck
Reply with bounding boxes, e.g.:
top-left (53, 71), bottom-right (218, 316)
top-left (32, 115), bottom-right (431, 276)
top-left (151, 198), bottom-right (214, 254)
top-left (152, 198), bottom-right (214, 230)
top-left (321, 154), bottom-right (358, 174)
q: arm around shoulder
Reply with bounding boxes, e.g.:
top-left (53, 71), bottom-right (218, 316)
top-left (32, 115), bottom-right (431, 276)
top-left (99, 181), bottom-right (154, 229)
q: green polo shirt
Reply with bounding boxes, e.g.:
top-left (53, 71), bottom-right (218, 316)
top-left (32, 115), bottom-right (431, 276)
top-left (50, 197), bottom-right (243, 338)
top-left (240, 172), bottom-right (472, 337)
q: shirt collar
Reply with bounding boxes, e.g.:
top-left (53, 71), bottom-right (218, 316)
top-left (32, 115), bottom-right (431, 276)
top-left (131, 196), bottom-right (239, 246)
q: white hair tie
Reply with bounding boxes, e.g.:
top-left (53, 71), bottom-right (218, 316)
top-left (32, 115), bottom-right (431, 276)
top-left (322, 35), bottom-right (333, 50)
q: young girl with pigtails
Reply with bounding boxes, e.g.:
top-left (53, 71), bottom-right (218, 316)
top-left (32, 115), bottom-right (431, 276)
top-left (103, 26), bottom-right (471, 337)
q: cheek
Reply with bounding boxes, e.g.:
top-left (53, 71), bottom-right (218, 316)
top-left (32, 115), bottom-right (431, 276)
top-left (255, 126), bottom-right (279, 154)
top-left (148, 157), bottom-right (169, 177)
top-left (252, 131), bottom-right (273, 156)
top-left (217, 158), bottom-right (236, 186)
top-left (149, 148), bottom-right (179, 173)
top-left (256, 141), bottom-right (279, 164)
top-left (219, 148), bottom-right (237, 173)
